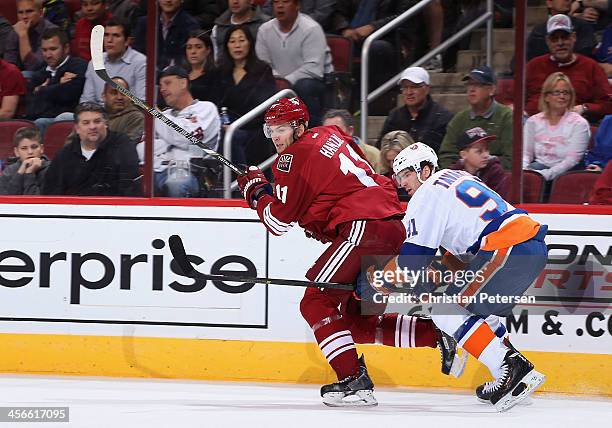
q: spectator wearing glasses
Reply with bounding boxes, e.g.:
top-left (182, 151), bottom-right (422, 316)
top-left (438, 65), bottom-right (513, 169)
top-left (377, 66), bottom-right (452, 153)
top-left (523, 72), bottom-right (590, 181)
top-left (525, 14), bottom-right (612, 122)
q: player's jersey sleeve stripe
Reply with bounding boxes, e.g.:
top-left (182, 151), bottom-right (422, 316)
top-left (263, 204), bottom-right (294, 235)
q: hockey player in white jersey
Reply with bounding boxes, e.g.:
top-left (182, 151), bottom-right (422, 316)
top-left (137, 65), bottom-right (220, 197)
top-left (366, 140), bottom-right (547, 412)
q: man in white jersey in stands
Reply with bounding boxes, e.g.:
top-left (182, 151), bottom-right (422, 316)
top-left (363, 142), bottom-right (548, 412)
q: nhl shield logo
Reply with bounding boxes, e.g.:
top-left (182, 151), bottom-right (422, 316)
top-left (277, 154), bottom-right (293, 173)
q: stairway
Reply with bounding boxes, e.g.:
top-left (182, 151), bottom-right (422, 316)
top-left (365, 1), bottom-right (548, 145)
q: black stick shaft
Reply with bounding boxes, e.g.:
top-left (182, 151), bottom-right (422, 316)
top-left (168, 235), bottom-right (354, 291)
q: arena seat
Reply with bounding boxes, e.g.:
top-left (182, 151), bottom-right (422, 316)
top-left (325, 35), bottom-right (354, 110)
top-left (274, 77), bottom-right (291, 91)
top-left (505, 170), bottom-right (545, 203)
top-left (0, 120), bottom-right (36, 165)
top-left (326, 35), bottom-right (353, 74)
top-left (548, 170), bottom-right (601, 204)
top-left (43, 120), bottom-right (74, 160)
top-left (0, 2), bottom-right (17, 24)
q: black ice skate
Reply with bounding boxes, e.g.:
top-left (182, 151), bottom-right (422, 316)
top-left (481, 349), bottom-right (546, 412)
top-left (320, 355), bottom-right (377, 407)
top-left (436, 328), bottom-right (467, 378)
top-left (475, 337), bottom-right (519, 403)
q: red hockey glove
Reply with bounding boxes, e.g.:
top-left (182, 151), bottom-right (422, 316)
top-left (237, 166), bottom-right (272, 209)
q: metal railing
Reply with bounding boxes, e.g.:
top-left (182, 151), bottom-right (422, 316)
top-left (360, 0), bottom-right (494, 144)
top-left (223, 88), bottom-right (296, 198)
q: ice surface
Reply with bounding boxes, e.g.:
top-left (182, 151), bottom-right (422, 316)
top-left (0, 375), bottom-right (609, 427)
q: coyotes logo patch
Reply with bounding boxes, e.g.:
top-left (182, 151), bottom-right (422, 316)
top-left (276, 154), bottom-right (293, 173)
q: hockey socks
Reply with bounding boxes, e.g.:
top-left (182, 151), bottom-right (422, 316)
top-left (455, 316), bottom-right (509, 378)
top-left (377, 314), bottom-right (438, 348)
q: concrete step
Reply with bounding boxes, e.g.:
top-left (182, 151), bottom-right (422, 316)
top-left (431, 93), bottom-right (468, 115)
top-left (470, 29), bottom-right (516, 51)
top-left (367, 116), bottom-right (387, 141)
top-left (456, 49), bottom-right (513, 73)
top-left (430, 72), bottom-right (465, 94)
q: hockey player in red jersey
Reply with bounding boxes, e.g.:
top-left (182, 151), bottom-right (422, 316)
top-left (237, 96), bottom-right (466, 407)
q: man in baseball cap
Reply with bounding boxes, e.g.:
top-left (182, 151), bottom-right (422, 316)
top-left (377, 66), bottom-right (452, 153)
top-left (462, 64), bottom-right (496, 86)
top-left (524, 13), bottom-right (612, 120)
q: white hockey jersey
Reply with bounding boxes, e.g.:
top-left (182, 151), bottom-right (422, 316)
top-left (137, 100), bottom-right (220, 172)
top-left (402, 169), bottom-right (539, 256)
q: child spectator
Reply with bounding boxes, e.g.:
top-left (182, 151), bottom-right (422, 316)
top-left (0, 127), bottom-right (50, 195)
top-left (72, 0), bottom-right (112, 61)
top-left (523, 72), bottom-right (591, 181)
top-left (448, 127), bottom-right (510, 199)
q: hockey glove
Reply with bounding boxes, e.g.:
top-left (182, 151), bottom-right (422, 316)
top-left (354, 257), bottom-right (404, 301)
top-left (237, 166), bottom-right (272, 209)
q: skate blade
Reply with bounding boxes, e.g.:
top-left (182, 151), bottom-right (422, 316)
top-left (494, 370), bottom-right (546, 412)
top-left (322, 390), bottom-right (378, 407)
top-left (450, 350), bottom-right (468, 378)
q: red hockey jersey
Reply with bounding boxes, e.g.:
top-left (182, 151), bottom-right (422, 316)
top-left (255, 125), bottom-right (404, 241)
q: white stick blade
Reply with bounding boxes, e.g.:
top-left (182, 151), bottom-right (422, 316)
top-left (90, 24), bottom-right (105, 72)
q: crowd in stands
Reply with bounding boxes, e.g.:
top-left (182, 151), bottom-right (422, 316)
top-left (0, 0), bottom-right (609, 204)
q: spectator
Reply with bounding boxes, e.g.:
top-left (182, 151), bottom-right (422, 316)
top-left (595, 24), bottom-right (612, 77)
top-left (322, 109), bottom-right (382, 173)
top-left (570, 0), bottom-right (611, 31)
top-left (6, 0), bottom-right (58, 72)
top-left (526, 14), bottom-right (612, 122)
top-left (589, 161), bottom-right (612, 204)
top-left (0, 15), bottom-right (14, 58)
top-left (447, 127), bottom-right (510, 199)
top-left (0, 127), bottom-right (50, 195)
top-left (262, 0), bottom-right (335, 31)
top-left (184, 30), bottom-right (217, 103)
top-left (72, 0), bottom-right (112, 61)
top-left (0, 58), bottom-right (28, 119)
top-left (81, 19), bottom-right (146, 105)
top-left (212, 0), bottom-right (270, 63)
top-left (26, 28), bottom-right (87, 134)
top-left (438, 65), bottom-right (513, 169)
top-left (585, 114), bottom-right (612, 170)
top-left (133, 0), bottom-right (199, 70)
top-left (133, 0), bottom-right (222, 31)
top-left (106, 0), bottom-right (138, 25)
top-left (42, 0), bottom-right (73, 34)
top-left (212, 25), bottom-right (276, 166)
top-left (377, 67), bottom-right (452, 153)
top-left (256, 0), bottom-right (332, 125)
top-left (527, 0), bottom-right (596, 61)
top-left (379, 130), bottom-right (413, 177)
top-left (102, 76), bottom-right (145, 144)
top-left (137, 66), bottom-right (220, 197)
top-left (523, 72), bottom-right (590, 181)
top-left (331, 0), bottom-right (412, 111)
top-left (43, 102), bottom-right (142, 196)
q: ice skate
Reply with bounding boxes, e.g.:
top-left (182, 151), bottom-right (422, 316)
top-left (436, 328), bottom-right (467, 378)
top-left (320, 355), bottom-right (377, 407)
top-left (475, 337), bottom-right (518, 403)
top-left (480, 349), bottom-right (546, 412)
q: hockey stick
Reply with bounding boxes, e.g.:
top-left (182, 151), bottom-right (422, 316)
top-left (89, 25), bottom-right (245, 175)
top-left (168, 235), bottom-right (355, 291)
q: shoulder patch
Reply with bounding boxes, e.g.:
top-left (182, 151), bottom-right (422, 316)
top-left (276, 154), bottom-right (293, 173)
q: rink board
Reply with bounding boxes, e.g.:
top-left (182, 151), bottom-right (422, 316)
top-left (0, 199), bottom-right (610, 396)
